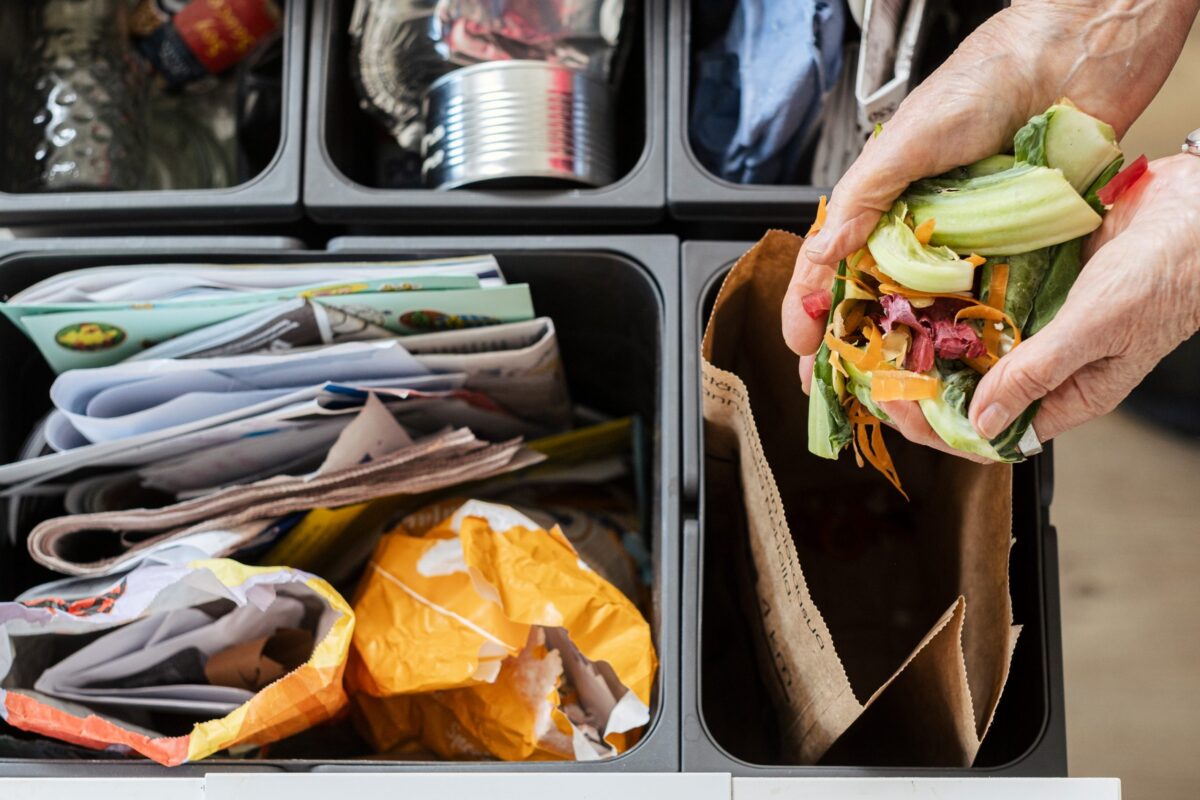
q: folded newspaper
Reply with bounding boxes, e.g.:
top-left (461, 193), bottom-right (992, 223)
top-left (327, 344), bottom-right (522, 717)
top-left (1, 257), bottom-right (528, 372)
top-left (26, 396), bottom-right (544, 576)
top-left (1, 316), bottom-right (570, 487)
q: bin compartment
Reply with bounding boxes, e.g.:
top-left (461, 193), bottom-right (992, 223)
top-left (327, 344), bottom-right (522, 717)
top-left (304, 0), bottom-right (665, 225)
top-left (679, 241), bottom-right (1067, 776)
top-left (0, 236), bottom-right (679, 775)
top-left (0, 1), bottom-right (305, 228)
top-left (667, 0), bottom-right (1004, 223)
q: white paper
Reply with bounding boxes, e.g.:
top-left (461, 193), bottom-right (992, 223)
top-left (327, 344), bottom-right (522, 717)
top-left (49, 340), bottom-right (430, 445)
top-left (129, 299), bottom-right (398, 362)
top-left (129, 298), bottom-right (315, 361)
top-left (4, 372), bottom-right (472, 490)
top-left (855, 0), bottom-right (928, 129)
top-left (34, 597), bottom-right (305, 715)
top-left (813, 44), bottom-right (867, 186)
top-left (141, 417), bottom-right (356, 495)
top-left (314, 393), bottom-right (413, 477)
top-left (404, 318), bottom-right (571, 427)
top-left (388, 395), bottom-right (547, 440)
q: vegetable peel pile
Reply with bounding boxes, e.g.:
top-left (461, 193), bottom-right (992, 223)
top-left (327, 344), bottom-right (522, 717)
top-left (807, 99), bottom-right (1147, 493)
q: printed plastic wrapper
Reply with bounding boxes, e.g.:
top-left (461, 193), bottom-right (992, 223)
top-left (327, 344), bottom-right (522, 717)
top-left (0, 559), bottom-right (354, 766)
top-left (134, 0), bottom-right (283, 87)
top-left (349, 500), bottom-right (656, 761)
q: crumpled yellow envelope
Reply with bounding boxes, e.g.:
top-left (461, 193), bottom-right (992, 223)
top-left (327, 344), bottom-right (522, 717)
top-left (349, 500), bottom-right (657, 761)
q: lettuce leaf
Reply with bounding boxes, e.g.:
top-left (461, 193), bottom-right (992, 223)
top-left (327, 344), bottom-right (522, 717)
top-left (807, 261), bottom-right (852, 459)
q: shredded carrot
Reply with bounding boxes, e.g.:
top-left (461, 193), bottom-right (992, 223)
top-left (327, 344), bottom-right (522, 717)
top-left (846, 398), bottom-right (907, 498)
top-left (828, 348), bottom-right (847, 377)
top-left (914, 218), bottom-right (936, 246)
top-left (833, 272), bottom-right (878, 299)
top-left (955, 304), bottom-right (1022, 349)
top-left (876, 283), bottom-right (974, 301)
top-left (964, 353), bottom-right (999, 374)
top-left (840, 304), bottom-right (865, 337)
top-left (985, 264), bottom-right (1009, 310)
top-left (860, 263), bottom-right (891, 286)
top-left (965, 253), bottom-right (987, 268)
top-left (823, 331), bottom-right (869, 368)
top-left (982, 263), bottom-right (1009, 355)
top-left (870, 370), bottom-right (940, 402)
top-left (847, 247), bottom-right (892, 285)
top-left (806, 195), bottom-right (828, 238)
top-left (859, 320), bottom-right (886, 372)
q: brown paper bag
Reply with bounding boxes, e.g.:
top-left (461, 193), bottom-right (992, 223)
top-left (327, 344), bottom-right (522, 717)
top-left (700, 231), bottom-right (1021, 766)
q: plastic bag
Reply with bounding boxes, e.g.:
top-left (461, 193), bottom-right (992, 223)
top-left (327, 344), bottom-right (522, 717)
top-left (0, 558), bottom-right (354, 766)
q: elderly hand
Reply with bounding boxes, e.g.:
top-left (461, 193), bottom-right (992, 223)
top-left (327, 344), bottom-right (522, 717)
top-left (969, 154), bottom-right (1200, 443)
top-left (784, 0), bottom-right (1200, 458)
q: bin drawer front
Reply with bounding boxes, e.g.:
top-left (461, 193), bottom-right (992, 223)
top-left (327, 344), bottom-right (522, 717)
top-left (733, 778), bottom-right (1119, 800)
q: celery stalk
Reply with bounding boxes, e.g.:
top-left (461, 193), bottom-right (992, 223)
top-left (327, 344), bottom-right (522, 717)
top-left (1016, 102), bottom-right (1122, 193)
top-left (904, 164), bottom-right (1102, 255)
top-left (964, 154), bottom-right (1015, 177)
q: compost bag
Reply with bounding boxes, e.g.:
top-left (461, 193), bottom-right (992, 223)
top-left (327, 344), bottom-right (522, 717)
top-left (701, 230), bottom-right (1020, 766)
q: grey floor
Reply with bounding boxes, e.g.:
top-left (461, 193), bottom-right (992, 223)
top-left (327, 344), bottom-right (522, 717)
top-left (1058, 17), bottom-right (1200, 794)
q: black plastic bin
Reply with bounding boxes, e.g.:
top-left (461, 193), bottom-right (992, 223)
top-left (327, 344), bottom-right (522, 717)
top-left (679, 240), bottom-right (1068, 776)
top-left (304, 0), bottom-right (666, 226)
top-left (667, 0), bottom-right (1005, 224)
top-left (0, 234), bottom-right (680, 775)
top-left (0, 1), bottom-right (306, 229)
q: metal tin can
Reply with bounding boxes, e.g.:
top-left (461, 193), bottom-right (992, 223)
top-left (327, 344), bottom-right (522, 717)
top-left (421, 60), bottom-right (616, 190)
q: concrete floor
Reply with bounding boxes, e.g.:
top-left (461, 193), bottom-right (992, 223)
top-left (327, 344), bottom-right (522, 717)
top-left (1057, 15), bottom-right (1200, 799)
top-left (1056, 413), bottom-right (1200, 798)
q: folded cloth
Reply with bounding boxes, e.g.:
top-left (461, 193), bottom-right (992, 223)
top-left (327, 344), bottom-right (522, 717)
top-left (690, 0), bottom-right (845, 184)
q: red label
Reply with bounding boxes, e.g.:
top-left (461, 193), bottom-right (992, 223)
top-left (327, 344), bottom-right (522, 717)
top-left (174, 0), bottom-right (281, 75)
top-left (22, 579), bottom-right (128, 616)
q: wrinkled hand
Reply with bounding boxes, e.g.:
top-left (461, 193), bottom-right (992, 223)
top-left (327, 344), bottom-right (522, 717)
top-left (783, 0), bottom-right (1199, 458)
top-left (969, 154), bottom-right (1200, 443)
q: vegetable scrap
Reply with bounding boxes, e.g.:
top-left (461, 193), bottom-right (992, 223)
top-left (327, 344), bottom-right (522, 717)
top-left (808, 99), bottom-right (1127, 490)
top-left (1096, 154), bottom-right (1148, 206)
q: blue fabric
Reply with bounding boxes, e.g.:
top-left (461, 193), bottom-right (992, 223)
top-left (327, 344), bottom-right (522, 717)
top-left (690, 0), bottom-right (845, 185)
